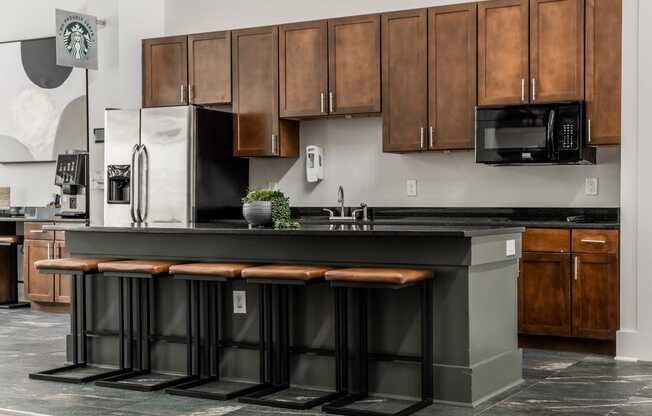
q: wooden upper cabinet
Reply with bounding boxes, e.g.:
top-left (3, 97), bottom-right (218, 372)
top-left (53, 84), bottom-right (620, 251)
top-left (279, 21), bottom-right (328, 117)
top-left (188, 31), bottom-right (231, 105)
top-left (232, 26), bottom-right (299, 158)
top-left (328, 15), bottom-right (381, 115)
top-left (572, 254), bottom-right (619, 340)
top-left (142, 36), bottom-right (188, 108)
top-left (428, 3), bottom-right (477, 150)
top-left (519, 252), bottom-right (572, 336)
top-left (530, 0), bottom-right (584, 103)
top-left (585, 0), bottom-right (622, 145)
top-left (382, 9), bottom-right (428, 152)
top-left (478, 0), bottom-right (529, 106)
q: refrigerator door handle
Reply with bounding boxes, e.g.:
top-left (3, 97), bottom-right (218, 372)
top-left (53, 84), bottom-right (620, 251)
top-left (140, 144), bottom-right (149, 223)
top-left (130, 144), bottom-right (139, 223)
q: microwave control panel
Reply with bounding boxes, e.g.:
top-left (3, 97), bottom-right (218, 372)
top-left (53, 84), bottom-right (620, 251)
top-left (558, 119), bottom-right (579, 151)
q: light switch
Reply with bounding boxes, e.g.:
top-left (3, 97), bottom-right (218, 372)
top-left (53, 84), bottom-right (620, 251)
top-left (233, 291), bottom-right (246, 314)
top-left (407, 179), bottom-right (417, 197)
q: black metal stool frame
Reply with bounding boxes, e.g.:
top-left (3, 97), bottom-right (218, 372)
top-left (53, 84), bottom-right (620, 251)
top-left (239, 278), bottom-right (347, 410)
top-left (322, 279), bottom-right (434, 416)
top-left (167, 275), bottom-right (271, 400)
top-left (96, 272), bottom-right (196, 392)
top-left (29, 270), bottom-right (131, 383)
top-left (0, 241), bottom-right (30, 309)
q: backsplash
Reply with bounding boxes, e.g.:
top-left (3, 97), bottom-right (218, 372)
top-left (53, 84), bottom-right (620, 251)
top-left (250, 117), bottom-right (621, 208)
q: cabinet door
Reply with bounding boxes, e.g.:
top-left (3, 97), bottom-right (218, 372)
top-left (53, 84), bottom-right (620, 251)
top-left (478, 0), bottom-right (529, 105)
top-left (518, 252), bottom-right (571, 336)
top-left (530, 0), bottom-right (584, 103)
top-left (142, 36), bottom-right (188, 108)
top-left (233, 26), bottom-right (299, 158)
top-left (572, 254), bottom-right (619, 340)
top-left (54, 242), bottom-right (70, 304)
top-left (585, 0), bottom-right (622, 145)
top-left (328, 15), bottom-right (381, 115)
top-left (279, 21), bottom-right (328, 117)
top-left (188, 31), bottom-right (231, 105)
top-left (428, 4), bottom-right (477, 150)
top-left (23, 240), bottom-right (54, 303)
top-left (382, 9), bottom-right (428, 152)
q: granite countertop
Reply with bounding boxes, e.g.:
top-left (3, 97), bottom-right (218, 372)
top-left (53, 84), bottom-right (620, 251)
top-left (0, 217), bottom-right (87, 223)
top-left (48, 221), bottom-right (525, 238)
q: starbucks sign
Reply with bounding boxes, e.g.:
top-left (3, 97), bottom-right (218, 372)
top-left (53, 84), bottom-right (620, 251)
top-left (56, 9), bottom-right (98, 70)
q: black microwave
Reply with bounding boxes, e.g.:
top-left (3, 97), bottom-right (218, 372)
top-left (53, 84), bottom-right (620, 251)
top-left (475, 102), bottom-right (596, 165)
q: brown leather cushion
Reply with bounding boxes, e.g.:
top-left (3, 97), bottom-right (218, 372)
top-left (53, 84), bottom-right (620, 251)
top-left (169, 263), bottom-right (257, 279)
top-left (98, 260), bottom-right (180, 275)
top-left (0, 236), bottom-right (22, 245)
top-left (35, 258), bottom-right (112, 273)
top-left (326, 268), bottom-right (433, 285)
top-left (242, 265), bottom-right (334, 282)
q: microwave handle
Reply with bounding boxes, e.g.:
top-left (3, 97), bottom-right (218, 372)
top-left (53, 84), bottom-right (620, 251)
top-left (547, 109), bottom-right (556, 159)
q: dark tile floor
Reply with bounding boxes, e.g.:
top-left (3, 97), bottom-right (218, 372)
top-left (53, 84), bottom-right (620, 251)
top-left (1, 309), bottom-right (652, 416)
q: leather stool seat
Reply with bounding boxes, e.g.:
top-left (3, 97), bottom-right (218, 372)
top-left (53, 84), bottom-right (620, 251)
top-left (0, 235), bottom-right (23, 245)
top-left (170, 263), bottom-right (256, 279)
top-left (326, 268), bottom-right (433, 286)
top-left (242, 264), bottom-right (333, 282)
top-left (35, 258), bottom-right (111, 273)
top-left (98, 260), bottom-right (179, 275)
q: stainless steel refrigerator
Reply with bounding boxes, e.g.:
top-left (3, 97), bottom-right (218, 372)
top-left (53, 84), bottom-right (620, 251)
top-left (104, 106), bottom-right (249, 226)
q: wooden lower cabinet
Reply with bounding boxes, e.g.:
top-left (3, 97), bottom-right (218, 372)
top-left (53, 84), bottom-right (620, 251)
top-left (572, 253), bottom-right (619, 340)
top-left (518, 228), bottom-right (619, 342)
top-left (23, 240), bottom-right (55, 302)
top-left (23, 231), bottom-right (70, 306)
top-left (519, 252), bottom-right (572, 336)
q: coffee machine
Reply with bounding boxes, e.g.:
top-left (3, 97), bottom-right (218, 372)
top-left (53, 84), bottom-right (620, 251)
top-left (55, 152), bottom-right (88, 218)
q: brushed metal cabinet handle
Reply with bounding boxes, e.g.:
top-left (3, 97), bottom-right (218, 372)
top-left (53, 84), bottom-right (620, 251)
top-left (588, 119), bottom-right (592, 143)
top-left (521, 79), bottom-right (525, 102)
top-left (321, 92), bottom-right (325, 114)
top-left (329, 92), bottom-right (334, 113)
top-left (574, 256), bottom-right (579, 281)
top-left (581, 239), bottom-right (607, 244)
top-left (271, 134), bottom-right (278, 156)
top-left (532, 78), bottom-right (536, 102)
top-left (429, 126), bottom-right (434, 148)
top-left (420, 127), bottom-right (425, 149)
top-left (180, 85), bottom-right (185, 103)
top-left (47, 242), bottom-right (52, 260)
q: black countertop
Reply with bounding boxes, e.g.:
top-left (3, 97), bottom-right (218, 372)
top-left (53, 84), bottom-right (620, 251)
top-left (51, 221), bottom-right (525, 238)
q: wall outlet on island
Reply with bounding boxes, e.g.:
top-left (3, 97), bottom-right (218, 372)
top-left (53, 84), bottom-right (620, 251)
top-left (407, 179), bottom-right (418, 197)
top-left (233, 291), bottom-right (247, 314)
top-left (585, 177), bottom-right (599, 196)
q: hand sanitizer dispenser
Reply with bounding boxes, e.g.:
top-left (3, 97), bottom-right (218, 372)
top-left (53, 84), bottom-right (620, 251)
top-left (306, 145), bottom-right (324, 183)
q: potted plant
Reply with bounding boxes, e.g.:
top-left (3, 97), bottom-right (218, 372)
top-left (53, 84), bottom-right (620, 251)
top-left (242, 189), bottom-right (299, 229)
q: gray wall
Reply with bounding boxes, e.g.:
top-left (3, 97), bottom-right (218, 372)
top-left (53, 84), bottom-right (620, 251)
top-left (165, 0), bottom-right (621, 208)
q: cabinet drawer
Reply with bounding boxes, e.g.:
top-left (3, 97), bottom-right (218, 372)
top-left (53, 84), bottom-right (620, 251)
top-left (55, 231), bottom-right (65, 242)
top-left (572, 229), bottom-right (619, 255)
top-left (523, 228), bottom-right (570, 253)
top-left (24, 223), bottom-right (55, 241)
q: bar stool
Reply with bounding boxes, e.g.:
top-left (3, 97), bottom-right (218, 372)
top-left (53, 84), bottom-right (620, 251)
top-left (29, 257), bottom-right (130, 383)
top-left (322, 268), bottom-right (434, 416)
top-left (166, 262), bottom-right (271, 400)
top-left (239, 264), bottom-right (347, 410)
top-left (0, 236), bottom-right (29, 309)
top-left (95, 260), bottom-right (196, 391)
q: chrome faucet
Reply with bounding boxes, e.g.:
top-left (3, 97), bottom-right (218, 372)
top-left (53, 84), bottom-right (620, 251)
top-left (337, 185), bottom-right (345, 217)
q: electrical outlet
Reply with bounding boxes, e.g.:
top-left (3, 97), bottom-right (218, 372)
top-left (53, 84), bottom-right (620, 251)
top-left (506, 240), bottom-right (516, 257)
top-left (407, 179), bottom-right (418, 197)
top-left (233, 291), bottom-right (247, 314)
top-left (585, 177), bottom-right (599, 196)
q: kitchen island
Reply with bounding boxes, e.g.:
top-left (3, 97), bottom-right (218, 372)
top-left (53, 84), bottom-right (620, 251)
top-left (53, 222), bottom-right (524, 407)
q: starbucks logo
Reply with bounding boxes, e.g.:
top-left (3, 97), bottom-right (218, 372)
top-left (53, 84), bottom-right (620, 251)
top-left (63, 22), bottom-right (91, 60)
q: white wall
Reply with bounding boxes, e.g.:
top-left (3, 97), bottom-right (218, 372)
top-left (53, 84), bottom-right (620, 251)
top-left (617, 0), bottom-right (652, 361)
top-left (0, 0), bottom-right (164, 216)
top-left (165, 0), bottom-right (621, 208)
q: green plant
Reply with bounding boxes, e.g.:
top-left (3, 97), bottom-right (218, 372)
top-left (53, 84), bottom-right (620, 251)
top-left (242, 189), bottom-right (299, 229)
